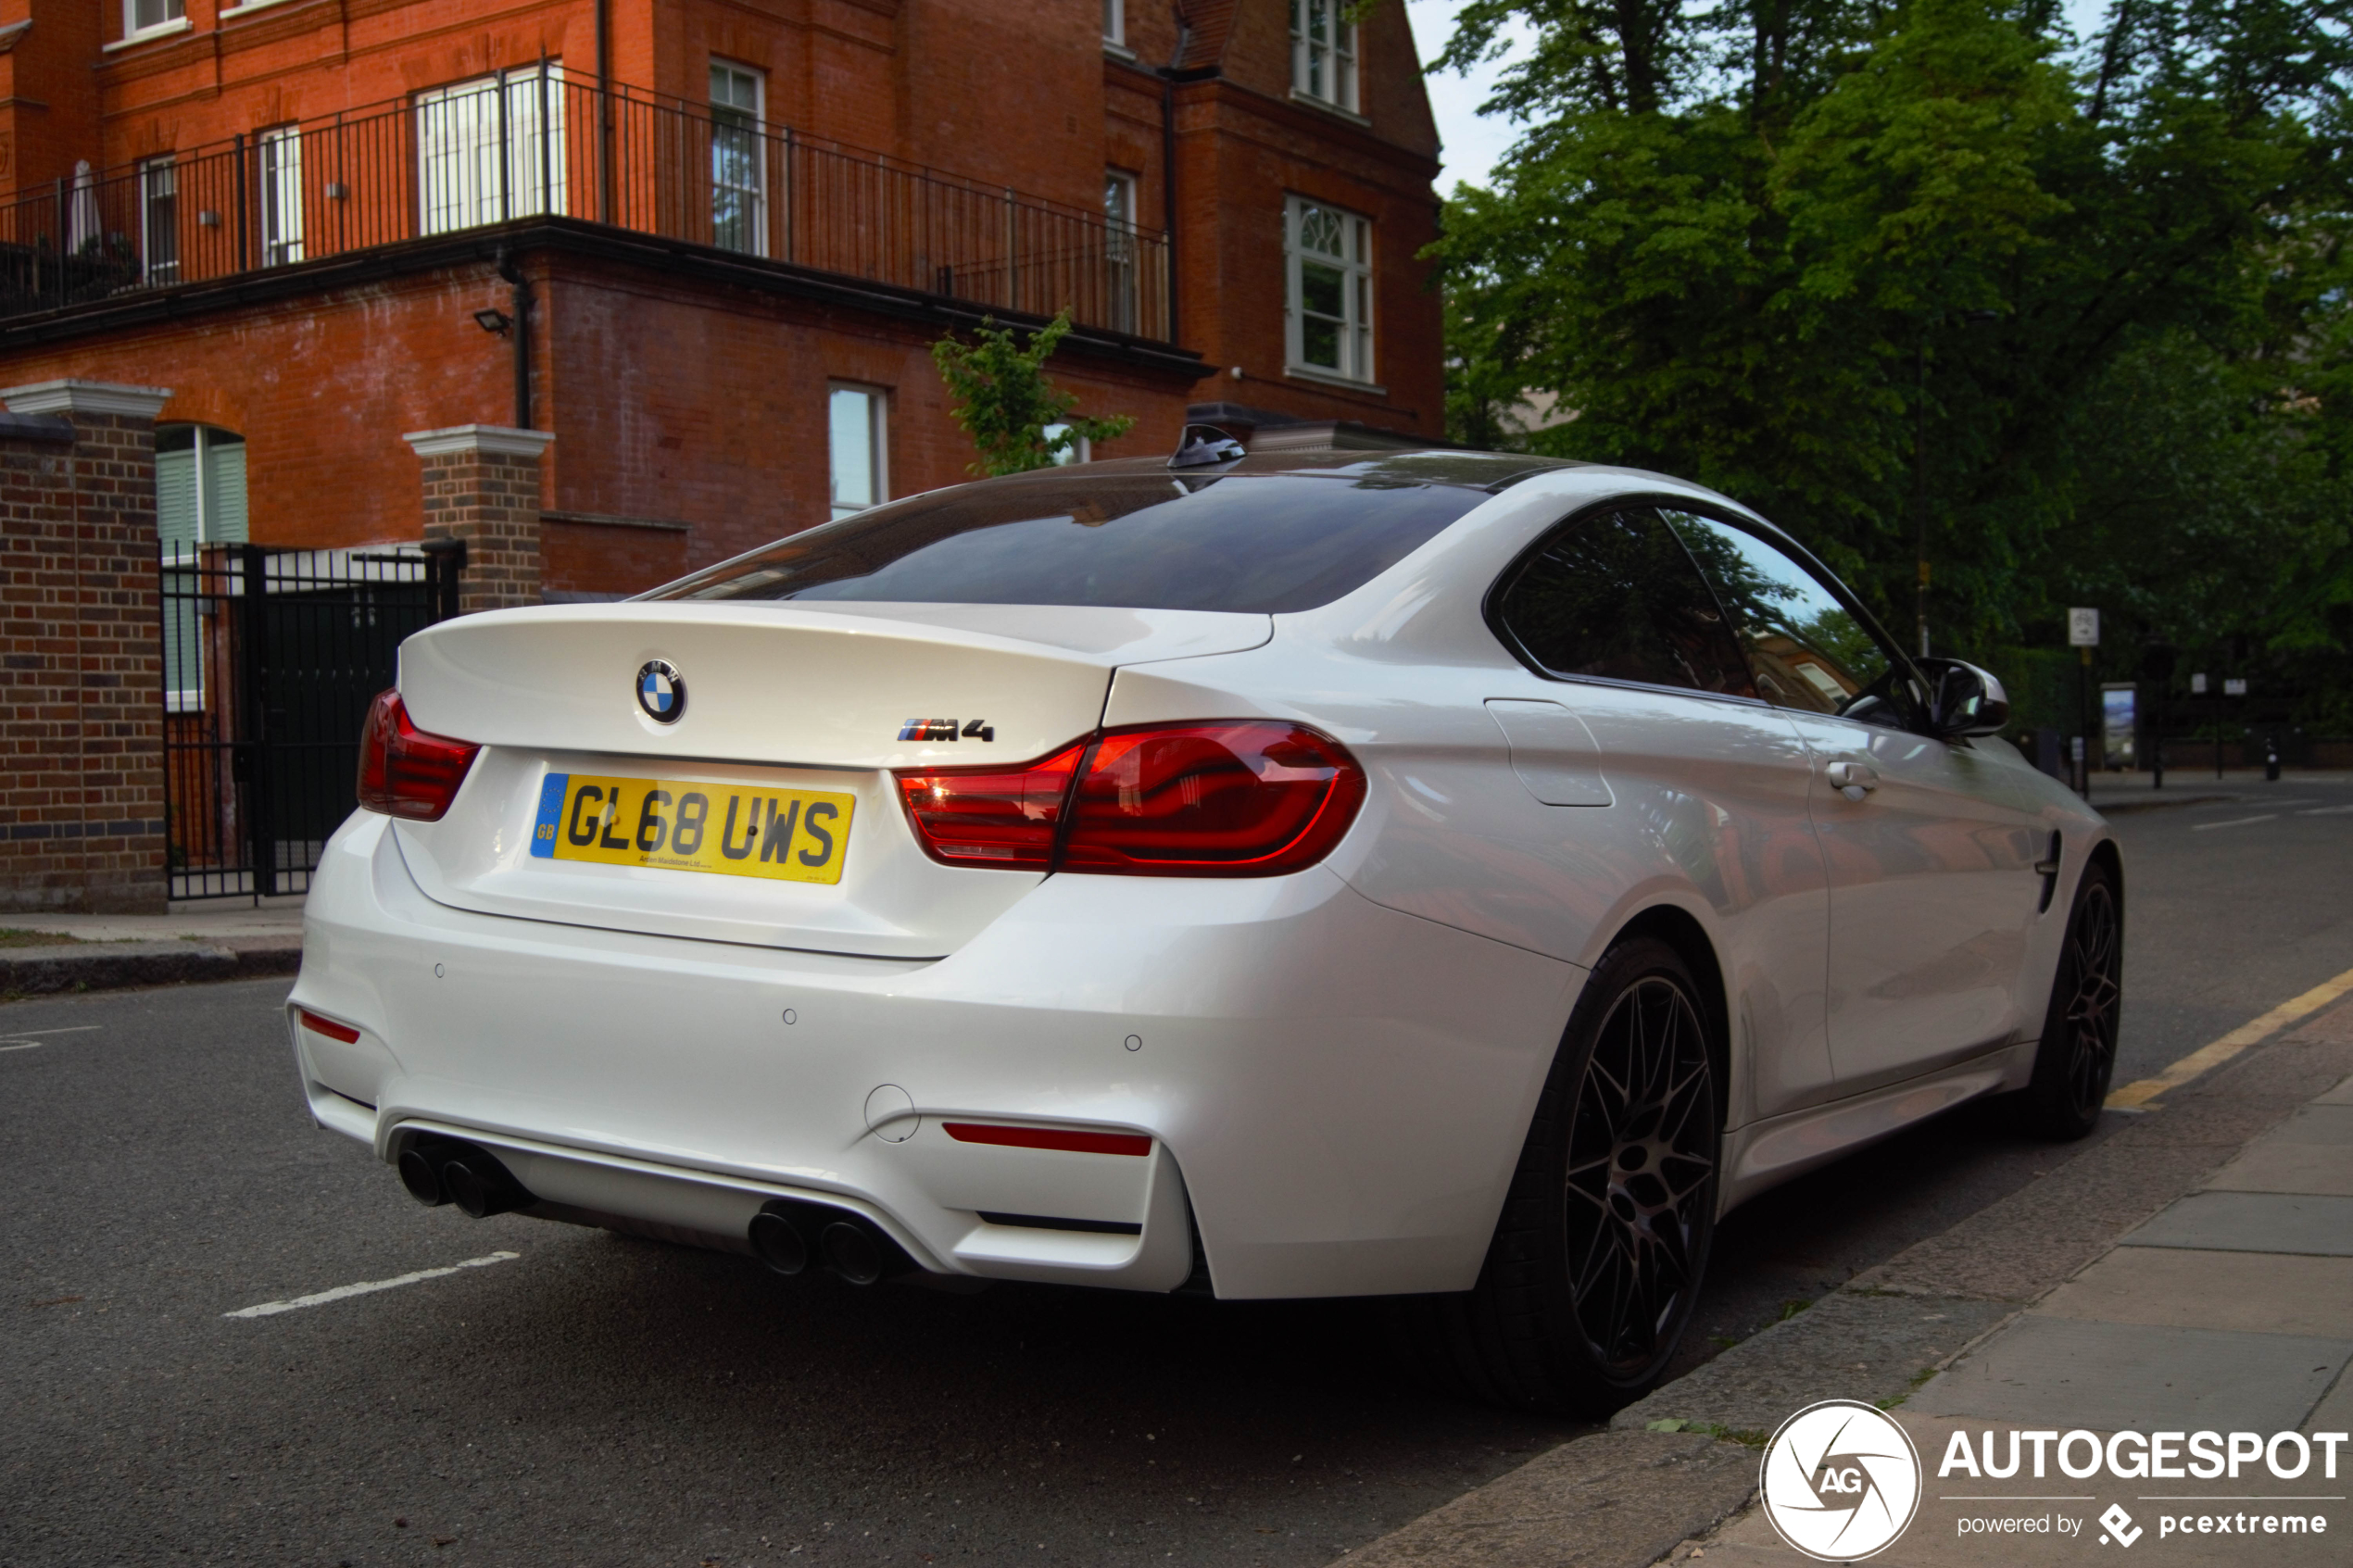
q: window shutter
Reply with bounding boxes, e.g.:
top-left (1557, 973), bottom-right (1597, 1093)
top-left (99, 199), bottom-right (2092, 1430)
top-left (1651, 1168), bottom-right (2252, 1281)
top-left (156, 446), bottom-right (199, 548)
top-left (205, 439), bottom-right (249, 543)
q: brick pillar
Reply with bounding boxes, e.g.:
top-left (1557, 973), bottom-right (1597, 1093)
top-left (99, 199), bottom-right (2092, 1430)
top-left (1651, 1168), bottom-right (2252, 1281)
top-left (403, 425), bottom-right (554, 615)
top-left (0, 379), bottom-right (172, 915)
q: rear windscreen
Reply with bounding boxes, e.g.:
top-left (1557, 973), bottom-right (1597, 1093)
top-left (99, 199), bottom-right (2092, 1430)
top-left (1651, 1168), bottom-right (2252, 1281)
top-left (645, 471), bottom-right (1489, 614)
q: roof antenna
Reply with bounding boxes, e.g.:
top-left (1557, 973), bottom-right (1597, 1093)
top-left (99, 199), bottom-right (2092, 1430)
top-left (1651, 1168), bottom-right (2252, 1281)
top-left (1168, 423), bottom-right (1245, 470)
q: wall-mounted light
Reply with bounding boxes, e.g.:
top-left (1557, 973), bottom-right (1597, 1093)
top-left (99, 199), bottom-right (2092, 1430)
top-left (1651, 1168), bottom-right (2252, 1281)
top-left (472, 307), bottom-right (513, 336)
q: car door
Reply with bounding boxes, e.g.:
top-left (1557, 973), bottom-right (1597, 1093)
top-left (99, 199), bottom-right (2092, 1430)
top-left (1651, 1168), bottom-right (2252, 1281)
top-left (1663, 509), bottom-right (2045, 1090)
top-left (1481, 506), bottom-right (1839, 1121)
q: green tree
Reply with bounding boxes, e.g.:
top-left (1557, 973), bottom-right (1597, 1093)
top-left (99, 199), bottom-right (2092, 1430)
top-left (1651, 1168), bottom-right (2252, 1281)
top-left (931, 309), bottom-right (1137, 477)
top-left (1430, 0), bottom-right (2353, 696)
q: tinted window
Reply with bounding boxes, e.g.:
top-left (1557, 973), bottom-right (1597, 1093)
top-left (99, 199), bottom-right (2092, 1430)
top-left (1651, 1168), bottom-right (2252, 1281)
top-left (1491, 508), bottom-right (1755, 697)
top-left (1661, 510), bottom-right (1919, 727)
top-left (648, 470), bottom-right (1487, 614)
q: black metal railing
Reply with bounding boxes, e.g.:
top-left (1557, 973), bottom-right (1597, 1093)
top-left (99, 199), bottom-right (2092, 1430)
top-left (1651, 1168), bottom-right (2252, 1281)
top-left (162, 543), bottom-right (454, 901)
top-left (2, 71), bottom-right (1169, 340)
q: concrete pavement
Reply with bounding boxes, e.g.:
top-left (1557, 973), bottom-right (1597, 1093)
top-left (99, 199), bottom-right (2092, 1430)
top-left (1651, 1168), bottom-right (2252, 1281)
top-left (0, 898), bottom-right (302, 995)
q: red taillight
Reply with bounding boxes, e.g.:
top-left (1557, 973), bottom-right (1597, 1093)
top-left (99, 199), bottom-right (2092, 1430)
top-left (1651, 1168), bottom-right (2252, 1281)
top-left (896, 721), bottom-right (1364, 878)
top-left (1063, 722), bottom-right (1365, 876)
top-left (896, 740), bottom-right (1086, 869)
top-left (355, 689), bottom-right (480, 822)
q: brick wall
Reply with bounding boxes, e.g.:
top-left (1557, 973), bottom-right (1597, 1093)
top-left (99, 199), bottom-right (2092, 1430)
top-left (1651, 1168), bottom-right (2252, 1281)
top-left (406, 426), bottom-right (554, 615)
top-left (0, 382), bottom-right (170, 915)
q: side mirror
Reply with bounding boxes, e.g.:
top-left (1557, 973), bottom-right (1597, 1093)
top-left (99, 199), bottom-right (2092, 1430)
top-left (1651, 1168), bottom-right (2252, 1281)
top-left (1919, 659), bottom-right (2011, 738)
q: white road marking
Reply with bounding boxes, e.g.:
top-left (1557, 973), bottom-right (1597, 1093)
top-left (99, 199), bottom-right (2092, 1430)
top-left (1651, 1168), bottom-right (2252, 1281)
top-left (2192, 814), bottom-right (2277, 831)
top-left (2298, 804), bottom-right (2353, 815)
top-left (0, 1043), bottom-right (40, 1053)
top-left (223, 1250), bottom-right (520, 1320)
top-left (0, 1025), bottom-right (102, 1038)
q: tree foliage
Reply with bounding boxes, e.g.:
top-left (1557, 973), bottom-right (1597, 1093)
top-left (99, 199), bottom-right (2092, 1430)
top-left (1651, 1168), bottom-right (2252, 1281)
top-left (1432, 0), bottom-right (2353, 714)
top-left (932, 310), bottom-right (1138, 477)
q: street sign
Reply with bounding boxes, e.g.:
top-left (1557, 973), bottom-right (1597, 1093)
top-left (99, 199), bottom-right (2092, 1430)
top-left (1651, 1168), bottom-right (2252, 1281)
top-left (2069, 608), bottom-right (2100, 647)
top-left (2224, 677), bottom-right (2247, 696)
top-left (2191, 672), bottom-right (2208, 695)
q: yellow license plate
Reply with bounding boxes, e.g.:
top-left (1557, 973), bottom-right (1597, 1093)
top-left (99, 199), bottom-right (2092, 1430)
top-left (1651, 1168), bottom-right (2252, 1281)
top-left (529, 772), bottom-right (854, 884)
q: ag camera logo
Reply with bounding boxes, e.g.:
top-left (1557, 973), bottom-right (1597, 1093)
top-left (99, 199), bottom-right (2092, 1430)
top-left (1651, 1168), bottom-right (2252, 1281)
top-left (1760, 1399), bottom-right (1923, 1561)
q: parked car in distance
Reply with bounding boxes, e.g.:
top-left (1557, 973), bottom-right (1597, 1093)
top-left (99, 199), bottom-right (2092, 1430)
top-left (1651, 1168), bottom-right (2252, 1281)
top-left (290, 434), bottom-right (2120, 1414)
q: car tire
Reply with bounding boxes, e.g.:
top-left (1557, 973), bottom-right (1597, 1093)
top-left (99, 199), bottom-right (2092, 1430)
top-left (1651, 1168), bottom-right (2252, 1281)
top-left (1405, 935), bottom-right (1721, 1416)
top-left (2015, 860), bottom-right (2123, 1141)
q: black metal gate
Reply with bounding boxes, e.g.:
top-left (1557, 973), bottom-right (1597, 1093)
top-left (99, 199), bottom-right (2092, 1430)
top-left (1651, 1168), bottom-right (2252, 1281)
top-left (162, 543), bottom-right (459, 901)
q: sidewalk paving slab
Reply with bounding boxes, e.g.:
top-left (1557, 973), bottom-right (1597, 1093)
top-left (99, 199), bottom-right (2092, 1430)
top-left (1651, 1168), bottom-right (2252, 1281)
top-left (2037, 1248), bottom-right (2353, 1338)
top-left (1337, 1429), bottom-right (1758, 1568)
top-left (2121, 1191), bottom-right (2353, 1256)
top-left (1906, 1315), bottom-right (2352, 1433)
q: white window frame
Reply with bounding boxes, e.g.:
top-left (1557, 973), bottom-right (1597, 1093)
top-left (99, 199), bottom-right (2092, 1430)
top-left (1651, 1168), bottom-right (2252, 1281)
top-left (141, 157), bottom-right (179, 284)
top-left (157, 425), bottom-right (248, 713)
top-left (1043, 423), bottom-right (1091, 466)
top-left (1103, 0), bottom-right (1125, 46)
top-left (709, 60), bottom-right (767, 257)
top-left (258, 126), bottom-right (303, 266)
top-left (124, 0), bottom-right (186, 41)
top-left (1103, 169), bottom-right (1139, 335)
top-left (416, 64), bottom-right (568, 237)
top-left (1290, 0), bottom-right (1358, 114)
top-left (1284, 194), bottom-right (1375, 384)
top-left (827, 384), bottom-right (888, 521)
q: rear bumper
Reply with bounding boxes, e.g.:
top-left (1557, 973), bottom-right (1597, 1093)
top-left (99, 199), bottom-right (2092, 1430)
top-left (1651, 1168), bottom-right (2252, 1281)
top-left (291, 811), bottom-right (1583, 1298)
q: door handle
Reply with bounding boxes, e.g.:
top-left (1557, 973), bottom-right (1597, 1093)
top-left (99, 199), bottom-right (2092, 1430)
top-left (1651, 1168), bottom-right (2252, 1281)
top-left (1825, 760), bottom-right (1879, 799)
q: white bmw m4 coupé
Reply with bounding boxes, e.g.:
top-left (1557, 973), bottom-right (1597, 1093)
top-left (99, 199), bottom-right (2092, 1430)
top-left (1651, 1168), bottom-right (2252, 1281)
top-left (291, 435), bottom-right (2120, 1414)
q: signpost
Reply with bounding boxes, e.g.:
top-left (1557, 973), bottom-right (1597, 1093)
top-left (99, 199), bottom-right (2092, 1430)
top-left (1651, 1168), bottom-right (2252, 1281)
top-left (2069, 609), bottom-right (2099, 794)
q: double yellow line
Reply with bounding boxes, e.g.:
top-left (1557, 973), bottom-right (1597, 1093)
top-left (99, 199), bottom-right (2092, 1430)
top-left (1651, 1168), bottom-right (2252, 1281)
top-left (2107, 963), bottom-right (2353, 1109)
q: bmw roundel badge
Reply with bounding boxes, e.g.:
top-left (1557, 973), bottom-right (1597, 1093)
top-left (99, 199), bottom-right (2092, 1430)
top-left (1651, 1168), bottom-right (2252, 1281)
top-left (635, 659), bottom-right (686, 723)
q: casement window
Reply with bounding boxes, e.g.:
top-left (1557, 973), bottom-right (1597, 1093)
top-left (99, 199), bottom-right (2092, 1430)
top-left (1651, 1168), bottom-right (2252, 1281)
top-left (1103, 0), bottom-right (1125, 46)
top-left (1290, 0), bottom-right (1358, 113)
top-left (125, 0), bottom-right (185, 38)
top-left (416, 65), bottom-right (567, 237)
top-left (1284, 195), bottom-right (1374, 383)
top-left (1103, 169), bottom-right (1138, 334)
top-left (157, 425), bottom-right (249, 711)
top-left (828, 385), bottom-right (887, 520)
top-left (141, 157), bottom-right (179, 284)
top-left (710, 62), bottom-right (766, 256)
top-left (1043, 422), bottom-right (1089, 466)
top-left (258, 127), bottom-right (303, 266)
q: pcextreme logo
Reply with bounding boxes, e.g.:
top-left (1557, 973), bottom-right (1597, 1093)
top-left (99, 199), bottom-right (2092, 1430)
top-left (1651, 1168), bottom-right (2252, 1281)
top-left (1760, 1399), bottom-right (1924, 1561)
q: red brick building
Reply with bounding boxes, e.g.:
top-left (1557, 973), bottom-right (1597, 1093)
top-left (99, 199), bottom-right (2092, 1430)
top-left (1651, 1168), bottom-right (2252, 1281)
top-left (0, 0), bottom-right (1445, 602)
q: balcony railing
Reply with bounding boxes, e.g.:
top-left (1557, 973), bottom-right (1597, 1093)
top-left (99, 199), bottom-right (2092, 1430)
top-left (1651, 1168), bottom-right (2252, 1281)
top-left (0, 71), bottom-right (1170, 341)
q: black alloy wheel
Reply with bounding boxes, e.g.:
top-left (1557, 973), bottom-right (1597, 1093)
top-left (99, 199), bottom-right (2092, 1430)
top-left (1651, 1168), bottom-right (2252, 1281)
top-left (2018, 861), bottom-right (2123, 1140)
top-left (1564, 972), bottom-right (1718, 1379)
top-left (1404, 936), bottom-right (1720, 1415)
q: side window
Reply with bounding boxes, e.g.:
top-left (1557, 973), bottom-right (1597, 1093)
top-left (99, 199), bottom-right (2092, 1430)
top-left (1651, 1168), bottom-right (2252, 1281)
top-left (1491, 508), bottom-right (1755, 698)
top-left (1660, 509), bottom-right (1918, 728)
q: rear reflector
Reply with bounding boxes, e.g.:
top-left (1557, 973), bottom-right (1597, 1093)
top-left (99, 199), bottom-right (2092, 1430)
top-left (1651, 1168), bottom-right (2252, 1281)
top-left (897, 721), bottom-right (1364, 878)
top-left (942, 1122), bottom-right (1152, 1157)
top-left (356, 689), bottom-right (481, 822)
top-left (298, 1010), bottom-right (361, 1044)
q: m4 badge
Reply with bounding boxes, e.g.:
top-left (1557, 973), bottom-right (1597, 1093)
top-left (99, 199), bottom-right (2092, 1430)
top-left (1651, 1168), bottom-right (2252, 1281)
top-left (898, 719), bottom-right (994, 743)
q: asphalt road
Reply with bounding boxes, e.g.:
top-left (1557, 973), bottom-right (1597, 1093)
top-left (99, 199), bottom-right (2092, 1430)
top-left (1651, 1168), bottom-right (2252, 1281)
top-left (4, 777), bottom-right (2348, 1566)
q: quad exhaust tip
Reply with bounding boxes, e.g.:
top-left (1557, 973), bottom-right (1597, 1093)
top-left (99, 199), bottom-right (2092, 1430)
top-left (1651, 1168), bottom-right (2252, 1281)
top-left (749, 1198), bottom-right (914, 1286)
top-left (396, 1136), bottom-right (531, 1219)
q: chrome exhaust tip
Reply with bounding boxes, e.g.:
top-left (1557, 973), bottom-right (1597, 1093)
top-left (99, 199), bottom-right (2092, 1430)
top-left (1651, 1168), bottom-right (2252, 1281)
top-left (748, 1204), bottom-right (810, 1275)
